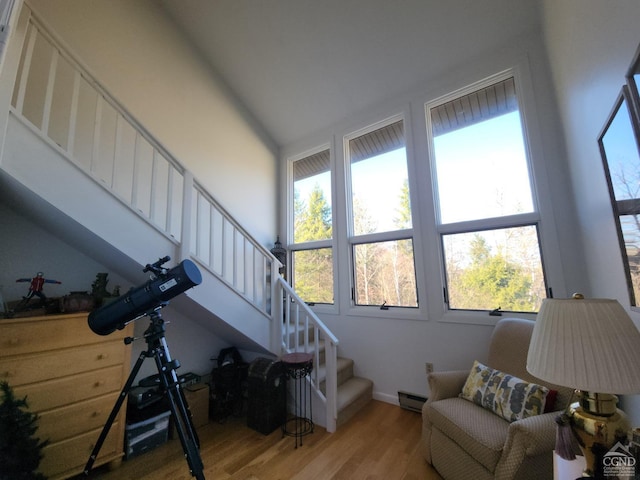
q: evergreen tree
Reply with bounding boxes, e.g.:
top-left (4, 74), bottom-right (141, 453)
top-left (294, 184), bottom-right (331, 242)
top-left (293, 184), bottom-right (333, 302)
top-left (0, 381), bottom-right (48, 480)
top-left (394, 179), bottom-right (412, 230)
top-left (448, 234), bottom-right (535, 311)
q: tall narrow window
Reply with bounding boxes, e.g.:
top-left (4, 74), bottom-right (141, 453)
top-left (428, 75), bottom-right (547, 313)
top-left (290, 148), bottom-right (334, 304)
top-left (347, 118), bottom-right (418, 308)
top-left (599, 87), bottom-right (640, 306)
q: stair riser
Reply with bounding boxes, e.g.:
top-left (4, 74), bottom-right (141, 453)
top-left (320, 361), bottom-right (354, 394)
top-left (336, 384), bottom-right (373, 428)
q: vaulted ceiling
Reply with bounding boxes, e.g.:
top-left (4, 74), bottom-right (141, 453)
top-left (159, 0), bottom-right (542, 147)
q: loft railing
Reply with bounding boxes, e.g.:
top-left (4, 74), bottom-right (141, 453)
top-left (8, 10), bottom-right (279, 316)
top-left (12, 11), bottom-right (186, 242)
top-left (189, 180), bottom-right (272, 314)
top-left (5, 5), bottom-right (340, 432)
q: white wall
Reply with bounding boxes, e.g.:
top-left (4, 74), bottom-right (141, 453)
top-left (25, 0), bottom-right (278, 246)
top-left (0, 202), bottom-right (125, 303)
top-left (541, 0), bottom-right (640, 423)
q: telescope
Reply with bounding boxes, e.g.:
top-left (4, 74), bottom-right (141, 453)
top-left (88, 256), bottom-right (202, 335)
top-left (84, 256), bottom-right (206, 479)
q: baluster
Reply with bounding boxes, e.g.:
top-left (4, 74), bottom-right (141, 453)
top-left (14, 22), bottom-right (36, 114)
top-left (41, 46), bottom-right (57, 136)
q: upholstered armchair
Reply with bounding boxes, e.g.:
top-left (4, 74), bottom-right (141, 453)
top-left (421, 318), bottom-right (574, 480)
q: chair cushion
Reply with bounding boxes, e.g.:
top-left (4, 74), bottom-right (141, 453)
top-left (426, 397), bottom-right (509, 472)
top-left (461, 360), bottom-right (549, 422)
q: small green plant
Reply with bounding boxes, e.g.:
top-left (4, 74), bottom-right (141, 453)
top-left (0, 381), bottom-right (48, 480)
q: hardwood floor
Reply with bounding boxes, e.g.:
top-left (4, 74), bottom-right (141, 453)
top-left (82, 400), bottom-right (443, 480)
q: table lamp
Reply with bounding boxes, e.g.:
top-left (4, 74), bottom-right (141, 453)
top-left (526, 294), bottom-right (640, 478)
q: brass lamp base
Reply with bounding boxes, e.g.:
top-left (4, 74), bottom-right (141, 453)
top-left (569, 391), bottom-right (630, 478)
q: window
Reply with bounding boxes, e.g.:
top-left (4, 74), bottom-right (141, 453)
top-left (598, 86), bottom-right (640, 306)
top-left (286, 69), bottom-right (555, 319)
top-left (428, 75), bottom-right (548, 313)
top-left (441, 226), bottom-right (545, 311)
top-left (347, 118), bottom-right (418, 308)
top-left (290, 148), bottom-right (334, 304)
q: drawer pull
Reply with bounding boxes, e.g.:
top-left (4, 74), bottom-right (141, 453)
top-left (97, 353), bottom-right (108, 360)
top-left (8, 338), bottom-right (19, 345)
top-left (91, 411), bottom-right (100, 418)
top-left (1, 371), bottom-right (11, 378)
top-left (94, 381), bottom-right (104, 388)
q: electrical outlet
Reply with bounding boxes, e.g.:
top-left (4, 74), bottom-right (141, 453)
top-left (425, 362), bottom-right (434, 374)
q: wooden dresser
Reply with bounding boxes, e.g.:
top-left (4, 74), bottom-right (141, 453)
top-left (0, 312), bottom-right (133, 479)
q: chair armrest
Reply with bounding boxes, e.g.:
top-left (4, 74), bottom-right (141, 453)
top-left (508, 411), bottom-right (559, 456)
top-left (427, 370), bottom-right (469, 402)
top-left (422, 369), bottom-right (469, 465)
top-left (495, 411), bottom-right (560, 480)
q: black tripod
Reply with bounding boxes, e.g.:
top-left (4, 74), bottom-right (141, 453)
top-left (83, 308), bottom-right (205, 479)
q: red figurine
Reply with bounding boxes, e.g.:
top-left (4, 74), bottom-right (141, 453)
top-left (16, 272), bottom-right (62, 308)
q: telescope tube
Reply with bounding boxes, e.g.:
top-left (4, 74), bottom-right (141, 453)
top-left (88, 259), bottom-right (202, 335)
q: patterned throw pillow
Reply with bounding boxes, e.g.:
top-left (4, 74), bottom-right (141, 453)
top-left (460, 360), bottom-right (549, 422)
top-left (493, 373), bottom-right (549, 422)
top-left (460, 360), bottom-right (496, 406)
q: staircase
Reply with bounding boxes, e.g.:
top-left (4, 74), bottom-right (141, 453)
top-left (278, 279), bottom-right (373, 430)
top-left (0, 3), bottom-right (376, 434)
top-left (284, 324), bottom-right (373, 428)
top-left (318, 355), bottom-right (374, 428)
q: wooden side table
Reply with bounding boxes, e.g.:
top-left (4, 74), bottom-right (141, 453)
top-left (281, 352), bottom-right (314, 448)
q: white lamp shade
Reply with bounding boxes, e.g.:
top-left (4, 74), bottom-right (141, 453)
top-left (527, 297), bottom-right (640, 394)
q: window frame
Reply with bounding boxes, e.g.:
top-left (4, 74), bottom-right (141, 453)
top-left (288, 144), bottom-right (337, 310)
top-left (343, 114), bottom-right (420, 311)
top-left (598, 86), bottom-right (640, 308)
top-left (440, 222), bottom-right (548, 313)
top-left (425, 70), bottom-right (551, 317)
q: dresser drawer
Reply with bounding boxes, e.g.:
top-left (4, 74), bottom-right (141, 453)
top-left (37, 392), bottom-right (123, 444)
top-left (0, 313), bottom-right (129, 357)
top-left (0, 340), bottom-right (126, 386)
top-left (2, 312), bottom-right (131, 479)
top-left (13, 365), bottom-right (124, 412)
top-left (39, 421), bottom-right (122, 480)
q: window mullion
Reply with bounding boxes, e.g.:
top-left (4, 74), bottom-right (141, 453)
top-left (436, 212), bottom-right (540, 235)
top-left (349, 229), bottom-right (414, 245)
top-left (290, 239), bottom-right (333, 251)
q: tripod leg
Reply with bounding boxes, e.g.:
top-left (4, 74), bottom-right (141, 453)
top-left (154, 337), bottom-right (205, 480)
top-left (176, 381), bottom-right (201, 448)
top-left (83, 350), bottom-right (147, 476)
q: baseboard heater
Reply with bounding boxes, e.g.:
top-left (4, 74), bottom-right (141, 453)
top-left (398, 391), bottom-right (427, 412)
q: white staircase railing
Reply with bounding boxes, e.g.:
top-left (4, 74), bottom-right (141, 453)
top-left (4, 4), bottom-right (340, 433)
top-left (11, 10), bottom-right (186, 242)
top-left (188, 179), bottom-right (275, 317)
top-left (275, 277), bottom-right (339, 433)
